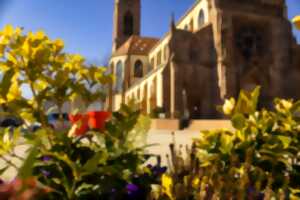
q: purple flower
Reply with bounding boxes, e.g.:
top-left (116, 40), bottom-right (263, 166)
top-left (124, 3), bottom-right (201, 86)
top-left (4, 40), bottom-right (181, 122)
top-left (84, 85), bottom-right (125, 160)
top-left (247, 186), bottom-right (255, 194)
top-left (42, 156), bottom-right (52, 162)
top-left (41, 170), bottom-right (50, 177)
top-left (158, 166), bottom-right (167, 173)
top-left (126, 183), bottom-right (139, 194)
top-left (111, 188), bottom-right (116, 193)
top-left (150, 166), bottom-right (167, 175)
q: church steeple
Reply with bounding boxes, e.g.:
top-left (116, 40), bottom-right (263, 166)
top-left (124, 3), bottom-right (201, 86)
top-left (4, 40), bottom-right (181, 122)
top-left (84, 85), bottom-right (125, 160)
top-left (170, 12), bottom-right (176, 33)
top-left (112, 0), bottom-right (141, 52)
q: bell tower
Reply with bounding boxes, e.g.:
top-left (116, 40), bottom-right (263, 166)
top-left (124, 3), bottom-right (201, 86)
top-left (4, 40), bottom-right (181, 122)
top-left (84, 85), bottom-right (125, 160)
top-left (112, 0), bottom-right (141, 52)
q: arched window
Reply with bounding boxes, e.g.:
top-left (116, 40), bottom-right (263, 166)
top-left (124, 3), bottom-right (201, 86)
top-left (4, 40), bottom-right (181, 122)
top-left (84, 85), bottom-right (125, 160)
top-left (198, 9), bottom-right (205, 28)
top-left (134, 60), bottom-right (143, 78)
top-left (116, 61), bottom-right (123, 92)
top-left (124, 11), bottom-right (134, 36)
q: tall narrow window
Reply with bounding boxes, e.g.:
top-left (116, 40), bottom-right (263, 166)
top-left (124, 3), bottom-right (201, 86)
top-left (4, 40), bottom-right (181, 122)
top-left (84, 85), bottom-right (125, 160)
top-left (198, 9), bottom-right (205, 28)
top-left (150, 58), bottom-right (155, 70)
top-left (124, 11), bottom-right (134, 36)
top-left (134, 60), bottom-right (143, 78)
top-left (157, 51), bottom-right (162, 67)
top-left (190, 19), bottom-right (194, 32)
top-left (116, 61), bottom-right (123, 92)
top-left (163, 45), bottom-right (168, 61)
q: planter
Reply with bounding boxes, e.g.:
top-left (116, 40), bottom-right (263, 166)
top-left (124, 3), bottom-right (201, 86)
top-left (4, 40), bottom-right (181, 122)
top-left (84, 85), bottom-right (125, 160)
top-left (87, 111), bottom-right (111, 130)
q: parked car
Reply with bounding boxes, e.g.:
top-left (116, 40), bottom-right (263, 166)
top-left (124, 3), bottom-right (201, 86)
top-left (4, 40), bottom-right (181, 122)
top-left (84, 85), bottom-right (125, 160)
top-left (0, 119), bottom-right (20, 128)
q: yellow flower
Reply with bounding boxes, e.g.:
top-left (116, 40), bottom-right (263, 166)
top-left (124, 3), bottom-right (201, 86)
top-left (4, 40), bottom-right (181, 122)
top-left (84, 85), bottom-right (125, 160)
top-left (192, 177), bottom-right (200, 188)
top-left (20, 112), bottom-right (35, 123)
top-left (7, 81), bottom-right (21, 102)
top-left (33, 80), bottom-right (48, 91)
top-left (275, 99), bottom-right (293, 112)
top-left (53, 39), bottom-right (64, 52)
top-left (2, 25), bottom-right (14, 37)
top-left (223, 98), bottom-right (235, 115)
top-left (281, 100), bottom-right (293, 110)
top-left (292, 15), bottom-right (300, 30)
top-left (162, 174), bottom-right (173, 200)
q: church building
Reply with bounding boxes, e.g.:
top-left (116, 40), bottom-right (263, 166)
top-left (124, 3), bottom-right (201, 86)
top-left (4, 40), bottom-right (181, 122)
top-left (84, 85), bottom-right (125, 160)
top-left (107, 0), bottom-right (300, 119)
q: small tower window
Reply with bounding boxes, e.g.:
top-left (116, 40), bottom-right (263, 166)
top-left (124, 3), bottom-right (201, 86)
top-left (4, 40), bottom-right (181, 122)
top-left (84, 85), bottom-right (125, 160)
top-left (116, 61), bottom-right (123, 92)
top-left (124, 11), bottom-right (134, 36)
top-left (198, 9), bottom-right (205, 28)
top-left (134, 60), bottom-right (143, 78)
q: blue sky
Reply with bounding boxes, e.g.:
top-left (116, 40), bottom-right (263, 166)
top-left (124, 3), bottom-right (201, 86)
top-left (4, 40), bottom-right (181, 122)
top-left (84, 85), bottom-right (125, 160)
top-left (0, 0), bottom-right (299, 65)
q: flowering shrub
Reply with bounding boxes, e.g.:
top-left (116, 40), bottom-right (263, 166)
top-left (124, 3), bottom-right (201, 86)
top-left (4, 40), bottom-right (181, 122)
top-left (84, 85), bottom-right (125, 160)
top-left (157, 87), bottom-right (300, 199)
top-left (0, 25), bottom-right (161, 199)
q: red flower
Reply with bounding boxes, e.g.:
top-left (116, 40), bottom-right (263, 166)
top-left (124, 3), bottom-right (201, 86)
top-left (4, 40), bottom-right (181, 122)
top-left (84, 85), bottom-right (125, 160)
top-left (69, 114), bottom-right (83, 123)
top-left (87, 111), bottom-right (111, 130)
top-left (68, 114), bottom-right (89, 136)
top-left (68, 111), bottom-right (111, 136)
top-left (0, 178), bottom-right (51, 200)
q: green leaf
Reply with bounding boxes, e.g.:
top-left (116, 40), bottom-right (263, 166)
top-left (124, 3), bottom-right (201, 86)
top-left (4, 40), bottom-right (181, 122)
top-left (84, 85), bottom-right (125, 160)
top-left (83, 151), bottom-right (108, 172)
top-left (0, 166), bottom-right (9, 176)
top-left (0, 68), bottom-right (14, 97)
top-left (277, 135), bottom-right (292, 149)
top-left (231, 113), bottom-right (246, 130)
top-left (250, 86), bottom-right (261, 111)
top-left (235, 86), bottom-right (261, 115)
top-left (75, 183), bottom-right (94, 196)
top-left (219, 134), bottom-right (233, 154)
top-left (7, 52), bottom-right (18, 65)
top-left (18, 143), bottom-right (39, 179)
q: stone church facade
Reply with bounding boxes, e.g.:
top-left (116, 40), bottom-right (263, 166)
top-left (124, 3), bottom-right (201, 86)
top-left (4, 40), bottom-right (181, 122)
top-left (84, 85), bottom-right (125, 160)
top-left (107, 0), bottom-right (300, 119)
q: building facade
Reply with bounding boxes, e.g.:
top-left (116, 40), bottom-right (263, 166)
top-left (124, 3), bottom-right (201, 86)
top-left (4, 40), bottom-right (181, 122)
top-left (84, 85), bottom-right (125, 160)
top-left (108, 0), bottom-right (300, 119)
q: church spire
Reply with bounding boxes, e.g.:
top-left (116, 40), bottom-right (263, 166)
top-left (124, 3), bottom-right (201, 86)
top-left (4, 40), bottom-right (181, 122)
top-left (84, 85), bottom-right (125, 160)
top-left (170, 12), bottom-right (176, 33)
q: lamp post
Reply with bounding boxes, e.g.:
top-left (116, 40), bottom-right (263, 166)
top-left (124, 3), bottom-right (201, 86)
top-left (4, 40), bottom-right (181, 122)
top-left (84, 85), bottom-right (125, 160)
top-left (292, 15), bottom-right (300, 30)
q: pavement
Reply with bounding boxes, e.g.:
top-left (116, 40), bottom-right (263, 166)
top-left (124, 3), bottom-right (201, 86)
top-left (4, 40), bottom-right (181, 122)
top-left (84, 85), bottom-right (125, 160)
top-left (146, 129), bottom-right (200, 165)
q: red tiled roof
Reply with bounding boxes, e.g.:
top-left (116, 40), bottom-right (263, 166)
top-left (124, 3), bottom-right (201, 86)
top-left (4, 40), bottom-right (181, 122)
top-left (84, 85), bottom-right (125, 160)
top-left (112, 35), bottom-right (159, 57)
